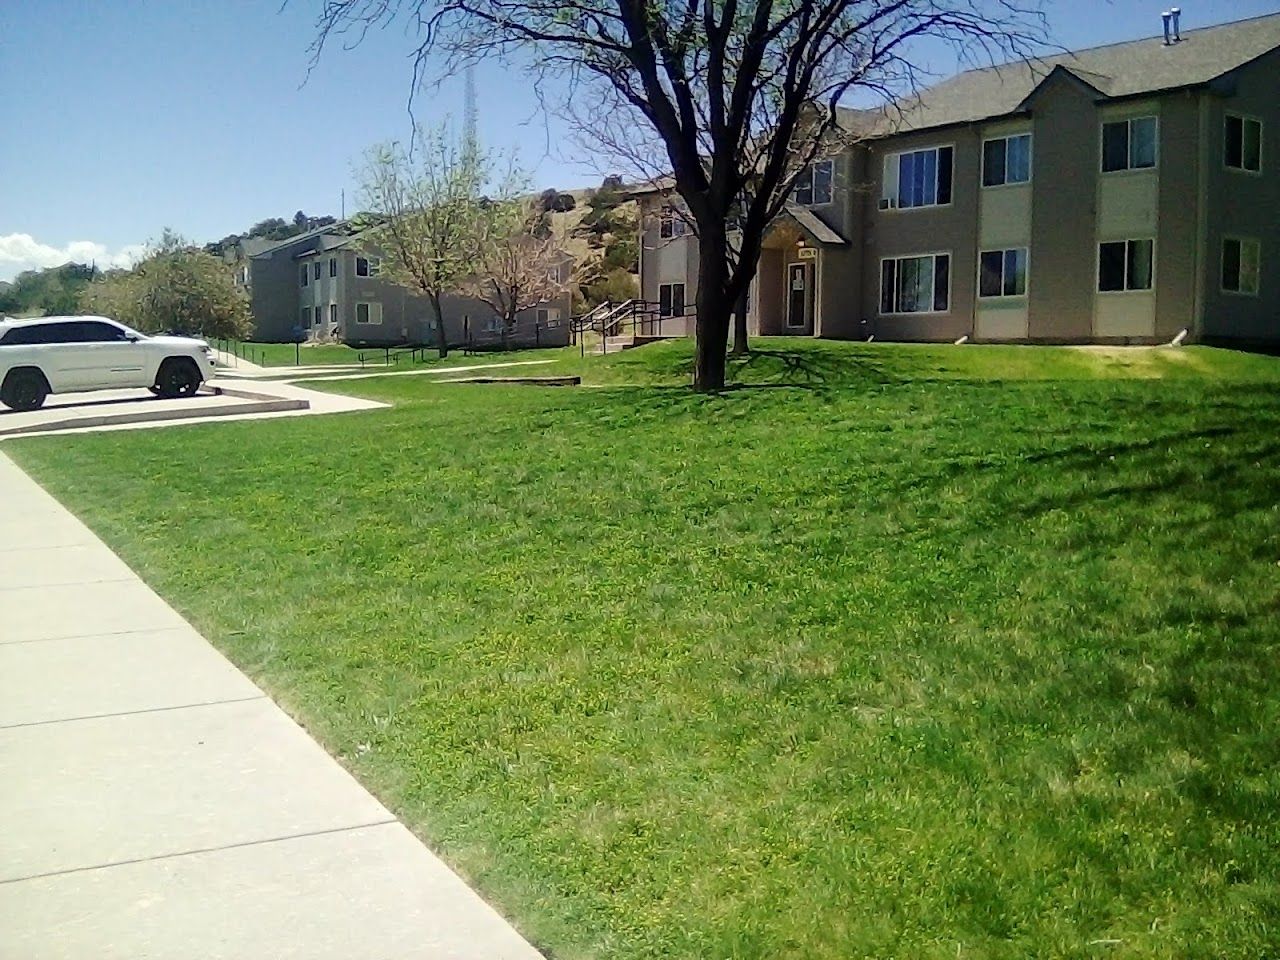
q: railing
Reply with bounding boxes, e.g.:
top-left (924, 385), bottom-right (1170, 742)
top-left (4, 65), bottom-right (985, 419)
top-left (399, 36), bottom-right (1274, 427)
top-left (570, 300), bottom-right (667, 355)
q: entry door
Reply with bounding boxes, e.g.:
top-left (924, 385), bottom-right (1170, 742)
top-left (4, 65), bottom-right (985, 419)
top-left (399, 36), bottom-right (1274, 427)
top-left (787, 262), bottom-right (812, 330)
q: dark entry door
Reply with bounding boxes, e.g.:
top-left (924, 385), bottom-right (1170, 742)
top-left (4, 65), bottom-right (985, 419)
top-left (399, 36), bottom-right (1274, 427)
top-left (787, 262), bottom-right (811, 329)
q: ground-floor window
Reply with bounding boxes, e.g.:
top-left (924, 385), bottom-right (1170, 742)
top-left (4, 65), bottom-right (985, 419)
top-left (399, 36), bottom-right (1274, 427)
top-left (536, 307), bottom-right (561, 325)
top-left (1222, 237), bottom-right (1261, 295)
top-left (880, 253), bottom-right (950, 314)
top-left (313, 306), bottom-right (323, 326)
top-left (1098, 239), bottom-right (1153, 292)
top-left (299, 307), bottom-right (310, 329)
top-left (979, 248), bottom-right (1028, 298)
top-left (659, 282), bottom-right (686, 318)
top-left (329, 303), bottom-right (338, 326)
top-left (356, 302), bottom-right (382, 325)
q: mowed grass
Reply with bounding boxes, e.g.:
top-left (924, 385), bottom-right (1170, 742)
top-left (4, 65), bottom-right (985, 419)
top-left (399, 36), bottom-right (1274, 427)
top-left (235, 339), bottom-right (576, 369)
top-left (10, 340), bottom-right (1280, 959)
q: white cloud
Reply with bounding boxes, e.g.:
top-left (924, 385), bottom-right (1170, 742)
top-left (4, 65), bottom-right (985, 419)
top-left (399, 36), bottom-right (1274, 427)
top-left (0, 234), bottom-right (147, 282)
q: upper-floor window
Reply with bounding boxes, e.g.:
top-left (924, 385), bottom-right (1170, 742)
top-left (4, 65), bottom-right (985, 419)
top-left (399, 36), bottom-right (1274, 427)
top-left (329, 257), bottom-right (338, 277)
top-left (880, 253), bottom-right (950, 314)
top-left (237, 266), bottom-right (249, 285)
top-left (881, 146), bottom-right (953, 210)
top-left (659, 207), bottom-right (688, 240)
top-left (793, 160), bottom-right (834, 205)
top-left (1098, 238), bottom-right (1153, 291)
top-left (312, 262), bottom-right (321, 281)
top-left (979, 248), bottom-right (1028, 298)
top-left (1225, 115), bottom-right (1262, 173)
top-left (355, 256), bottom-right (380, 277)
top-left (1222, 238), bottom-right (1261, 295)
top-left (982, 134), bottom-right (1031, 187)
top-left (299, 264), bottom-right (309, 287)
top-left (1102, 117), bottom-right (1157, 173)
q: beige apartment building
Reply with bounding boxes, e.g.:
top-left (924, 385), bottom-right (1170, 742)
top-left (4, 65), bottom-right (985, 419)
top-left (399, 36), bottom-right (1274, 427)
top-left (636, 11), bottom-right (1280, 346)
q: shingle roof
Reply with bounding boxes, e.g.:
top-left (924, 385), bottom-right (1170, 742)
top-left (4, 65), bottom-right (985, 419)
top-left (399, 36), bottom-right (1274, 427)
top-left (781, 204), bottom-right (848, 245)
top-left (841, 11), bottom-right (1280, 138)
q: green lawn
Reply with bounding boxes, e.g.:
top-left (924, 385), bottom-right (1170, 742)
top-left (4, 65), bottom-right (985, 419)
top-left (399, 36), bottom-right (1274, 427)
top-left (10, 340), bottom-right (1280, 959)
top-left (227, 339), bottom-right (578, 370)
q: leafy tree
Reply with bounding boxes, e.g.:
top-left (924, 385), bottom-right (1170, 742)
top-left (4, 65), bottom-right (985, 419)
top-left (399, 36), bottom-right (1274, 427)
top-left (80, 230), bottom-right (252, 340)
top-left (358, 124), bottom-right (497, 358)
top-left (0, 262), bottom-right (98, 317)
top-left (314, 0), bottom-right (1044, 390)
top-left (468, 198), bottom-right (568, 340)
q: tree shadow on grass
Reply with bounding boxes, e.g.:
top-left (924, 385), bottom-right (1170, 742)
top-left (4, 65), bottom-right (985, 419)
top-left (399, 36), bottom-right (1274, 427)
top-left (729, 348), bottom-right (898, 390)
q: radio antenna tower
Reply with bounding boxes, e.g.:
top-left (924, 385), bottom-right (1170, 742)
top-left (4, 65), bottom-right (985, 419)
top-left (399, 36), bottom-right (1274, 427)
top-left (463, 66), bottom-right (478, 164)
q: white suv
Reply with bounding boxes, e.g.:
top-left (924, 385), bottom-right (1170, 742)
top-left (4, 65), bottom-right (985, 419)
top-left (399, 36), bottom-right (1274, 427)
top-left (0, 316), bottom-right (217, 412)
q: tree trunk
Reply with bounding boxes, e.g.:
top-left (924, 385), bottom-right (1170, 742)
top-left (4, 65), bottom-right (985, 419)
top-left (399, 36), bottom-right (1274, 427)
top-left (692, 235), bottom-right (731, 392)
top-left (429, 293), bottom-right (448, 358)
top-left (729, 285), bottom-right (749, 357)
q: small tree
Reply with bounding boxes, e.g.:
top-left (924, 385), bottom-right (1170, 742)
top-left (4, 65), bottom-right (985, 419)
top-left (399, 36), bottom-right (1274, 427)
top-left (469, 199), bottom-right (567, 341)
top-left (359, 124), bottom-right (490, 358)
top-left (80, 230), bottom-right (251, 340)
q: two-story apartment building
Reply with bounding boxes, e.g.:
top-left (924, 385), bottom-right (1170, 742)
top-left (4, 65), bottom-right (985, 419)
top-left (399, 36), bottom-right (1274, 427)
top-left (236, 224), bottom-right (573, 347)
top-left (637, 11), bottom-right (1280, 346)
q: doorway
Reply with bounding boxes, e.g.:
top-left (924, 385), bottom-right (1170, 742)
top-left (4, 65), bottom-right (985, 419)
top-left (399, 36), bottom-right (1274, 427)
top-left (786, 261), bottom-right (813, 330)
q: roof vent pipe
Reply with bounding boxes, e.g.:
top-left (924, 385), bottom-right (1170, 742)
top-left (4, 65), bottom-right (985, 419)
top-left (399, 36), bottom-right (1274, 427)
top-left (1171, 7), bottom-right (1181, 41)
top-left (1162, 10), bottom-right (1173, 45)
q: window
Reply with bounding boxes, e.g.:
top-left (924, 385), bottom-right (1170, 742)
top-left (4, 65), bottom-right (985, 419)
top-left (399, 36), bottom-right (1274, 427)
top-left (658, 282), bottom-right (686, 317)
top-left (793, 160), bottom-right (834, 205)
top-left (329, 303), bottom-right (338, 326)
top-left (313, 306), bottom-right (323, 327)
top-left (300, 307), bottom-right (310, 329)
top-left (312, 262), bottom-right (321, 281)
top-left (355, 302), bottom-right (382, 325)
top-left (879, 254), bottom-right (950, 314)
top-left (329, 257), bottom-right (338, 277)
top-left (355, 256), bottom-right (380, 277)
top-left (982, 134), bottom-right (1031, 186)
top-left (979, 248), bottom-right (1029, 298)
top-left (78, 320), bottom-right (130, 342)
top-left (299, 264), bottom-right (309, 287)
top-left (1102, 117), bottom-right (1158, 172)
top-left (237, 266), bottom-right (249, 285)
top-left (536, 307), bottom-right (561, 325)
top-left (1225, 115), bottom-right (1262, 173)
top-left (1098, 239), bottom-right (1154, 291)
top-left (882, 146), bottom-right (953, 209)
top-left (1222, 238), bottom-right (1261, 295)
top-left (659, 208), bottom-right (688, 240)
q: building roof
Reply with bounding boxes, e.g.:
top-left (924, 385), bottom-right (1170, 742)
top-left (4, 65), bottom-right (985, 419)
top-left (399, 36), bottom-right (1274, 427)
top-left (841, 10), bottom-right (1280, 138)
top-left (781, 204), bottom-right (848, 246)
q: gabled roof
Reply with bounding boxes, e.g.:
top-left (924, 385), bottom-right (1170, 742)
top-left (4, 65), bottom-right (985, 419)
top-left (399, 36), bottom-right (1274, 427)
top-left (249, 221), bottom-right (354, 258)
top-left (840, 11), bottom-right (1280, 138)
top-left (780, 204), bottom-right (847, 246)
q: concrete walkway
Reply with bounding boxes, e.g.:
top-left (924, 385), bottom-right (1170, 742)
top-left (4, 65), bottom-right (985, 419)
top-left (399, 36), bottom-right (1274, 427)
top-left (0, 453), bottom-right (543, 959)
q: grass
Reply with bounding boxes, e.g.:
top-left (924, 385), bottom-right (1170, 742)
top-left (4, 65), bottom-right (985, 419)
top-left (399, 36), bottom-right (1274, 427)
top-left (10, 339), bottom-right (1280, 959)
top-left (225, 339), bottom-right (579, 370)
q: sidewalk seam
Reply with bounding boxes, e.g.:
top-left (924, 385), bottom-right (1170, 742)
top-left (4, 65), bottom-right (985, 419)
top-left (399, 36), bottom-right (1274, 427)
top-left (0, 820), bottom-right (400, 886)
top-left (0, 695), bottom-right (266, 731)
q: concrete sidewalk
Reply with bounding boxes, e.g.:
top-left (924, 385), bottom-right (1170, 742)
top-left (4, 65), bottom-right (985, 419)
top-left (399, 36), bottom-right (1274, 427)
top-left (0, 453), bottom-right (543, 959)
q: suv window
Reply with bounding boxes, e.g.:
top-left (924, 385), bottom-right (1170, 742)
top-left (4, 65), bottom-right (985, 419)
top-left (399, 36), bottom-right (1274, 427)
top-left (75, 320), bottom-right (130, 342)
top-left (0, 324), bottom-right (60, 345)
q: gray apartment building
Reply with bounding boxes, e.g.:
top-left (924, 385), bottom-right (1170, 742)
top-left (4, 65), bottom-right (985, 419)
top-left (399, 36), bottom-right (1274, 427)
top-left (637, 11), bottom-right (1280, 346)
top-left (235, 225), bottom-right (572, 348)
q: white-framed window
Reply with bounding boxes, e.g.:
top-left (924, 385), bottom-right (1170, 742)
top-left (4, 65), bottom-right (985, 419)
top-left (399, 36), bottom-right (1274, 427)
top-left (312, 262), bottom-right (321, 281)
top-left (793, 159), bottom-right (834, 205)
top-left (536, 307), bottom-right (561, 325)
top-left (658, 207), bottom-right (688, 240)
top-left (879, 253), bottom-right (951, 314)
top-left (1225, 115), bottom-right (1262, 173)
top-left (329, 257), bottom-right (338, 278)
top-left (1102, 117), bottom-right (1158, 172)
top-left (313, 306), bottom-right (322, 326)
top-left (237, 265), bottom-right (249, 285)
top-left (299, 264), bottom-right (309, 287)
top-left (355, 302), bottom-right (383, 325)
top-left (356, 256), bottom-right (380, 277)
top-left (982, 134), bottom-right (1032, 187)
top-left (979, 248), bottom-right (1029, 298)
top-left (329, 303), bottom-right (338, 326)
top-left (881, 146), bottom-right (953, 209)
top-left (658, 282), bottom-right (686, 317)
top-left (1222, 238), bottom-right (1261, 295)
top-left (1098, 239), bottom-right (1154, 292)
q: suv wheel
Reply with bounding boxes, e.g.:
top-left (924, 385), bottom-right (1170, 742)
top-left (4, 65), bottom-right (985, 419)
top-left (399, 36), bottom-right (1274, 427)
top-left (155, 358), bottom-right (202, 399)
top-left (1, 369), bottom-right (50, 411)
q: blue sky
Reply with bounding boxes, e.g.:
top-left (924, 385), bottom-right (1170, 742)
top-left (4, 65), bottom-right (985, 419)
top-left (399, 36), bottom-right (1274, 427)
top-left (1, 0), bottom-right (1276, 280)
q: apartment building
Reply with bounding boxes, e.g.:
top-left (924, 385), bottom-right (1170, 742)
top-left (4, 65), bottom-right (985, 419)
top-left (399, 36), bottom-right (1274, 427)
top-left (236, 224), bottom-right (573, 348)
top-left (637, 11), bottom-right (1280, 346)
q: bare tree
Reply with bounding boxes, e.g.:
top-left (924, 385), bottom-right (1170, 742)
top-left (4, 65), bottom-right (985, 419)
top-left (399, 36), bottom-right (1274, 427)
top-left (314, 0), bottom-right (1045, 389)
top-left (469, 199), bottom-right (568, 342)
top-left (358, 124), bottom-right (489, 358)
